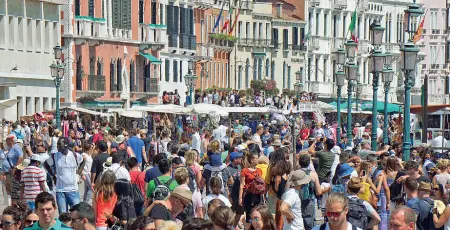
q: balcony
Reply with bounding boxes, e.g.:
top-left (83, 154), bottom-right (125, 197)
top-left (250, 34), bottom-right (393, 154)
top-left (196, 43), bottom-right (213, 59)
top-left (308, 36), bottom-right (319, 50)
top-left (332, 0), bottom-right (347, 9)
top-left (241, 0), bottom-right (254, 10)
top-left (209, 33), bottom-right (236, 52)
top-left (76, 74), bottom-right (106, 98)
top-left (132, 77), bottom-right (159, 97)
top-left (358, 40), bottom-right (369, 55)
top-left (331, 37), bottom-right (345, 51)
top-left (238, 38), bottom-right (254, 46)
top-left (429, 94), bottom-right (447, 104)
top-left (71, 16), bottom-right (107, 45)
top-left (180, 34), bottom-right (190, 49)
top-left (358, 0), bottom-right (369, 11)
top-left (309, 0), bottom-right (321, 6)
top-left (193, 0), bottom-right (215, 8)
top-left (306, 81), bottom-right (335, 96)
top-left (292, 44), bottom-right (307, 52)
top-left (138, 24), bottom-right (167, 51)
top-left (384, 43), bottom-right (400, 54)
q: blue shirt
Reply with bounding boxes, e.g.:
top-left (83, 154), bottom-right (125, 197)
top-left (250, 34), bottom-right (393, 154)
top-left (2, 144), bottom-right (23, 173)
top-left (53, 150), bottom-right (83, 192)
top-left (186, 95), bottom-right (192, 105)
top-left (128, 136), bottom-right (145, 163)
top-left (144, 166), bottom-right (162, 183)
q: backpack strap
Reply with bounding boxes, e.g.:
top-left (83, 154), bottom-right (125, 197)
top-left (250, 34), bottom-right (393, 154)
top-left (319, 223), bottom-right (327, 230)
top-left (352, 224), bottom-right (357, 230)
top-left (165, 178), bottom-right (175, 187)
top-left (154, 177), bottom-right (161, 186)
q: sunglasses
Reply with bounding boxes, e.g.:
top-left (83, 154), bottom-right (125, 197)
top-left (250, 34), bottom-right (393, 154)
top-left (249, 217), bottom-right (260, 223)
top-left (1, 220), bottom-right (16, 227)
top-left (25, 219), bottom-right (37, 225)
top-left (179, 199), bottom-right (188, 209)
top-left (326, 210), bottom-right (346, 218)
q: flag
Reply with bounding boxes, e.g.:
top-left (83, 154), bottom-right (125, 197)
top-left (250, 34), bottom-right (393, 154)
top-left (413, 16), bottom-right (425, 43)
top-left (228, 5), bottom-right (241, 35)
top-left (302, 21), bottom-right (313, 44)
top-left (213, 6), bottom-right (224, 33)
top-left (348, 9), bottom-right (358, 47)
top-left (222, 8), bottom-right (234, 32)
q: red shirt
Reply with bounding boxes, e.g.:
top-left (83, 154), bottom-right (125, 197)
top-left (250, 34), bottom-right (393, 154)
top-left (241, 168), bottom-right (262, 189)
top-left (130, 171), bottom-right (146, 195)
top-left (300, 128), bottom-right (310, 140)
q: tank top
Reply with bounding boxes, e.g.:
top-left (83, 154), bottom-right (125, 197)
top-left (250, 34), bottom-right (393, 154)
top-left (271, 175), bottom-right (288, 199)
top-left (51, 136), bottom-right (59, 153)
top-left (95, 192), bottom-right (118, 227)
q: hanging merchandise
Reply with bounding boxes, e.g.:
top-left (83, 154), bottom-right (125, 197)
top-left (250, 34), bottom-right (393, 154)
top-left (206, 112), bottom-right (220, 131)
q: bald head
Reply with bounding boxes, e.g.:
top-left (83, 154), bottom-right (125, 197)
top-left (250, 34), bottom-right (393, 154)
top-left (389, 205), bottom-right (416, 230)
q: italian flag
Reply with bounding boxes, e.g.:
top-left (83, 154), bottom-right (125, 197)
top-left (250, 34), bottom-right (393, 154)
top-left (348, 9), bottom-right (358, 48)
top-left (222, 8), bottom-right (234, 32)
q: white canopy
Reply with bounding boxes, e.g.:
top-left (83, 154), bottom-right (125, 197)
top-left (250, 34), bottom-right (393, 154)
top-left (50, 107), bottom-right (111, 117)
top-left (224, 106), bottom-right (273, 114)
top-left (0, 99), bottom-right (17, 109)
top-left (132, 104), bottom-right (194, 114)
top-left (188, 104), bottom-right (228, 117)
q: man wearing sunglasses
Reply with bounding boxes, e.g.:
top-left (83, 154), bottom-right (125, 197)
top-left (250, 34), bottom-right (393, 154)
top-left (69, 202), bottom-right (96, 230)
top-left (1, 205), bottom-right (24, 230)
top-left (312, 192), bottom-right (362, 230)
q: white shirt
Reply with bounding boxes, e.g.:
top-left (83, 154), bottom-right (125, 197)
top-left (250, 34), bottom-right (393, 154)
top-left (432, 135), bottom-right (448, 153)
top-left (81, 153), bottom-right (93, 175)
top-left (281, 188), bottom-right (304, 230)
top-left (191, 132), bottom-right (201, 153)
top-left (312, 222), bottom-right (362, 230)
top-left (108, 163), bottom-right (131, 181)
top-left (377, 127), bottom-right (383, 139)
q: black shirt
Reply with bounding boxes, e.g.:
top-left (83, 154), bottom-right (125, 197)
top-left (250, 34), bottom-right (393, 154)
top-left (150, 204), bottom-right (174, 221)
top-left (91, 152), bottom-right (109, 182)
top-left (417, 175), bottom-right (431, 184)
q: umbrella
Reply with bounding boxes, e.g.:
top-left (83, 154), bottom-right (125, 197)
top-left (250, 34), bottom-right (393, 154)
top-left (361, 101), bottom-right (400, 113)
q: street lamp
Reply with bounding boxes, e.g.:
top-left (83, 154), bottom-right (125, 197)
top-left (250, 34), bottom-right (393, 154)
top-left (382, 58), bottom-right (394, 145)
top-left (184, 60), bottom-right (198, 105)
top-left (355, 82), bottom-right (363, 111)
top-left (368, 20), bottom-right (385, 151)
top-left (50, 45), bottom-right (64, 129)
top-left (295, 70), bottom-right (303, 111)
top-left (345, 39), bottom-right (358, 145)
top-left (334, 48), bottom-right (346, 144)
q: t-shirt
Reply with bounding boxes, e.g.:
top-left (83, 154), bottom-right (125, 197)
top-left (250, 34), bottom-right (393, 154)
top-left (311, 223), bottom-right (362, 230)
top-left (227, 164), bottom-right (241, 196)
top-left (150, 204), bottom-right (174, 221)
top-left (316, 151), bottom-right (335, 181)
top-left (128, 136), bottom-right (145, 163)
top-left (281, 188), bottom-right (304, 230)
top-left (21, 166), bottom-right (46, 201)
top-left (130, 171), bottom-right (146, 196)
top-left (2, 144), bottom-right (23, 173)
top-left (24, 219), bottom-right (72, 230)
top-left (146, 175), bottom-right (179, 198)
top-left (81, 153), bottom-right (93, 175)
top-left (145, 166), bottom-right (162, 183)
top-left (91, 152), bottom-right (109, 182)
top-left (358, 149), bottom-right (376, 160)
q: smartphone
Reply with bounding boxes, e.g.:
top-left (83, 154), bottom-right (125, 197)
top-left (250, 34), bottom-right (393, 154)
top-left (361, 170), bottom-right (366, 177)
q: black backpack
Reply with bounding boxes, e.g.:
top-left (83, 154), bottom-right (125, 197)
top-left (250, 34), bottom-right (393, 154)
top-left (176, 203), bottom-right (195, 222)
top-left (346, 197), bottom-right (368, 230)
top-left (418, 198), bottom-right (435, 230)
top-left (131, 172), bottom-right (145, 208)
top-left (117, 146), bottom-right (129, 163)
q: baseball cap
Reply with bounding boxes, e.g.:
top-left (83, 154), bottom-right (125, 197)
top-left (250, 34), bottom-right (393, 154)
top-left (230, 152), bottom-right (243, 161)
top-left (6, 134), bottom-right (17, 142)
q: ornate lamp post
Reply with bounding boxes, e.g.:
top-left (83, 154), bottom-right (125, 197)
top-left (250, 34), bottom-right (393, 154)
top-left (345, 40), bottom-right (358, 145)
top-left (184, 60), bottom-right (198, 105)
top-left (334, 48), bottom-right (346, 145)
top-left (382, 52), bottom-right (394, 145)
top-left (401, 0), bottom-right (423, 161)
top-left (355, 82), bottom-right (363, 111)
top-left (50, 45), bottom-right (64, 129)
top-left (294, 70), bottom-right (303, 112)
top-left (369, 20), bottom-right (385, 150)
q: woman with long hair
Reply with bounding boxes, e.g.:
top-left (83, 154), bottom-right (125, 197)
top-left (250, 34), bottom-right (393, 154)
top-left (249, 205), bottom-right (276, 230)
top-left (210, 206), bottom-right (235, 230)
top-left (20, 209), bottom-right (38, 230)
top-left (239, 151), bottom-right (263, 229)
top-left (431, 183), bottom-right (450, 229)
top-left (201, 131), bottom-right (211, 158)
top-left (270, 160), bottom-right (291, 230)
top-left (93, 170), bottom-right (118, 230)
top-left (374, 156), bottom-right (397, 230)
top-left (112, 179), bottom-right (136, 227)
top-left (266, 148), bottom-right (287, 215)
top-left (185, 150), bottom-right (202, 189)
top-left (202, 176), bottom-right (232, 216)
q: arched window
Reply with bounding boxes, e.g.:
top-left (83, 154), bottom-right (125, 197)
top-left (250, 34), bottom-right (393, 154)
top-left (76, 55), bottom-right (83, 90)
top-left (253, 58), bottom-right (257, 80)
top-left (265, 58), bottom-right (270, 78)
top-left (238, 66), bottom-right (242, 89)
top-left (258, 59), bottom-right (263, 80)
top-left (271, 60), bottom-right (275, 80)
top-left (282, 61), bottom-right (286, 88)
top-left (245, 58), bottom-right (250, 88)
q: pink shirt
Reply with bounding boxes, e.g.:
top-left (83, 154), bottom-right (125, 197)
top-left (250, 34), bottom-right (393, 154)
top-left (179, 184), bottom-right (203, 217)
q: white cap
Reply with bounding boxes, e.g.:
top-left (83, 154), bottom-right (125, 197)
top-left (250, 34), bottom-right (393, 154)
top-left (30, 154), bottom-right (44, 163)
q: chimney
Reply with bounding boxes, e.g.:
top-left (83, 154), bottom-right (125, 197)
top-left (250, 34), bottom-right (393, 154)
top-left (277, 3), bottom-right (283, 18)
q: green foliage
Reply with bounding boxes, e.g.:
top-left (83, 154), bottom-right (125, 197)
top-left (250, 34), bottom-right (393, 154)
top-left (210, 33), bottom-right (238, 42)
top-left (282, 88), bottom-right (296, 97)
top-left (250, 79), bottom-right (279, 96)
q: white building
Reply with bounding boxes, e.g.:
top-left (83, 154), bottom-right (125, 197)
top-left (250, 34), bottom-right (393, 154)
top-left (306, 0), bottom-right (424, 104)
top-left (0, 0), bottom-right (63, 120)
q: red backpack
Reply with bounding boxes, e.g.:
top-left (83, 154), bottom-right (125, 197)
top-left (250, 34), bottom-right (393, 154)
top-left (247, 170), bottom-right (266, 195)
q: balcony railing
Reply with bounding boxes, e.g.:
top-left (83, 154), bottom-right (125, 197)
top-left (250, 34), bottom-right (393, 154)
top-left (292, 44), bottom-right (307, 51)
top-left (74, 16), bottom-right (107, 38)
top-left (189, 35), bottom-right (197, 50)
top-left (168, 34), bottom-right (178, 48)
top-left (332, 0), bottom-right (347, 8)
top-left (241, 0), bottom-right (254, 10)
top-left (209, 33), bottom-right (236, 49)
top-left (331, 37), bottom-right (345, 50)
top-left (180, 34), bottom-right (190, 49)
top-left (238, 38), bottom-right (254, 46)
top-left (196, 43), bottom-right (213, 58)
top-left (77, 74), bottom-right (105, 92)
top-left (133, 77), bottom-right (159, 94)
top-left (139, 24), bottom-right (167, 44)
top-left (110, 83), bottom-right (123, 92)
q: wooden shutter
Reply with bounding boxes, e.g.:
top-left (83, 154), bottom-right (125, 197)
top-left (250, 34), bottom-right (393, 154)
top-left (122, 0), bottom-right (132, 30)
top-left (151, 1), bottom-right (157, 24)
top-left (130, 60), bottom-right (135, 92)
top-left (112, 0), bottom-right (120, 28)
top-left (117, 58), bottom-right (122, 91)
top-left (173, 60), bottom-right (178, 82)
top-left (173, 6), bottom-right (179, 34)
top-left (110, 59), bottom-right (115, 92)
top-left (89, 0), bottom-right (95, 17)
top-left (165, 59), bottom-right (170, 82)
top-left (75, 0), bottom-right (80, 16)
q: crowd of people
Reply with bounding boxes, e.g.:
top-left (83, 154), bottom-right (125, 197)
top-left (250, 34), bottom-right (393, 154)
top-left (0, 115), bottom-right (445, 230)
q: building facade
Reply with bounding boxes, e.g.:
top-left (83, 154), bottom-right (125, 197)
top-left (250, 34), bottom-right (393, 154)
top-left (306, 0), bottom-right (424, 104)
top-left (0, 0), bottom-right (64, 120)
top-left (419, 0), bottom-right (448, 105)
top-left (61, 0), bottom-right (164, 111)
top-left (228, 0), bottom-right (306, 92)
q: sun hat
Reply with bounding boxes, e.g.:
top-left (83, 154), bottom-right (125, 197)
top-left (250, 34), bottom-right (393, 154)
top-left (337, 163), bottom-right (354, 178)
top-left (6, 134), bottom-right (17, 142)
top-left (331, 146), bottom-right (341, 155)
top-left (288, 170), bottom-right (311, 186)
top-left (103, 157), bottom-right (112, 168)
top-left (16, 159), bottom-right (30, 170)
top-left (171, 187), bottom-right (193, 204)
top-left (115, 135), bottom-right (125, 144)
top-left (272, 139), bottom-right (283, 147)
top-left (435, 200), bottom-right (446, 215)
top-left (53, 129), bottom-right (62, 137)
top-left (29, 154), bottom-right (45, 163)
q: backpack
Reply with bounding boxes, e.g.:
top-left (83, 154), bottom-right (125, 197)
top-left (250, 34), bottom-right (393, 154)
top-left (247, 170), bottom-right (266, 195)
top-left (12, 130), bottom-right (24, 140)
top-left (209, 167), bottom-right (227, 195)
top-left (347, 197), bottom-right (368, 230)
top-left (131, 172), bottom-right (145, 207)
top-left (418, 198), bottom-right (435, 230)
top-left (331, 177), bottom-right (346, 194)
top-left (177, 202), bottom-right (195, 222)
top-left (299, 169), bottom-right (315, 201)
top-left (153, 177), bottom-right (175, 201)
top-left (186, 166), bottom-right (197, 193)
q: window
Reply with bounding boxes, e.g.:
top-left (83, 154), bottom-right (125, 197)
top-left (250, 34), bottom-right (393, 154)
top-left (333, 15), bottom-right (337, 37)
top-left (343, 15), bottom-right (347, 37)
top-left (431, 11), bottom-right (438, 30)
top-left (17, 17), bottom-right (23, 50)
top-left (246, 22), bottom-right (250, 39)
top-left (271, 61), bottom-right (275, 80)
top-left (442, 45), bottom-right (445, 65)
top-left (77, 56), bottom-right (84, 90)
top-left (8, 16), bottom-right (14, 49)
top-left (259, 23), bottom-right (263, 39)
top-left (363, 61), bottom-right (367, 83)
top-left (265, 58), bottom-right (269, 77)
top-left (180, 61), bottom-right (183, 83)
top-left (245, 59), bottom-right (250, 87)
top-left (116, 58), bottom-right (122, 91)
top-left (140, 0), bottom-right (145, 24)
top-left (89, 0), bottom-right (95, 17)
top-left (308, 58), bottom-right (311, 81)
top-left (315, 12), bottom-right (319, 35)
top-left (160, 3), bottom-right (164, 24)
top-left (315, 59), bottom-right (319, 81)
top-left (35, 20), bottom-right (41, 51)
top-left (258, 59), bottom-right (262, 80)
top-left (165, 59), bottom-right (170, 82)
top-left (293, 27), bottom-right (298, 45)
top-left (44, 21), bottom-right (50, 52)
top-left (324, 14), bottom-right (328, 36)
top-left (283, 61), bottom-right (286, 88)
top-left (253, 58), bottom-right (257, 80)
top-left (0, 15), bottom-right (5, 48)
top-left (112, 0), bottom-right (132, 30)
top-left (130, 60), bottom-right (135, 91)
top-left (288, 66), bottom-right (291, 89)
top-left (238, 66), bottom-right (242, 89)
top-left (75, 0), bottom-right (80, 16)
top-left (110, 58), bottom-right (116, 91)
top-left (226, 63), bottom-right (229, 88)
top-left (213, 62), bottom-right (216, 85)
top-left (27, 19), bottom-right (32, 50)
top-left (90, 57), bottom-right (96, 75)
top-left (238, 21), bottom-right (242, 38)
top-left (266, 23), bottom-right (270, 40)
top-left (283, 29), bottom-right (288, 49)
top-left (323, 59), bottom-right (327, 82)
top-left (53, 22), bottom-right (58, 48)
top-left (173, 60), bottom-right (178, 82)
top-left (102, 0), bottom-right (106, 18)
top-left (253, 22), bottom-right (257, 39)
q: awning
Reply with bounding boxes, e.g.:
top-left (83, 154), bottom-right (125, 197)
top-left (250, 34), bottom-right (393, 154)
top-left (0, 99), bottom-right (18, 109)
top-left (252, 52), bottom-right (266, 57)
top-left (410, 104), bottom-right (450, 114)
top-left (139, 52), bottom-right (162, 65)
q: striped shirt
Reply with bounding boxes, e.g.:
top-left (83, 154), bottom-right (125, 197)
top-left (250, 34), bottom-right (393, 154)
top-left (21, 166), bottom-right (45, 201)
